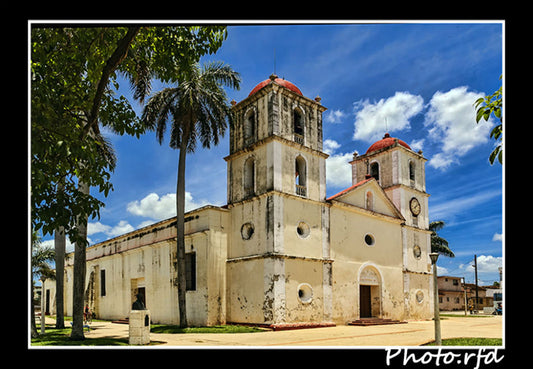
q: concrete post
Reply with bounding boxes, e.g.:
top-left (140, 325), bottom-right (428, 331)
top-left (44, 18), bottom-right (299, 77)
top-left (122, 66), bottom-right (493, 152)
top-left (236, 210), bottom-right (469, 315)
top-left (129, 310), bottom-right (150, 345)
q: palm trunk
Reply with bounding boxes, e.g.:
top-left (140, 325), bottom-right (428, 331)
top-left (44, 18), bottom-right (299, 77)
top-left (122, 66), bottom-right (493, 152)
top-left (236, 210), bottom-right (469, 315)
top-left (54, 226), bottom-right (65, 329)
top-left (31, 280), bottom-right (38, 338)
top-left (70, 181), bottom-right (89, 340)
top-left (176, 134), bottom-right (188, 328)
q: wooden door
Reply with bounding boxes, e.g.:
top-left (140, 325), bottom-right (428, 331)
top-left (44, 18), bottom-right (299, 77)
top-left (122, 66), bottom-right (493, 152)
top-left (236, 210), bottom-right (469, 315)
top-left (360, 285), bottom-right (372, 318)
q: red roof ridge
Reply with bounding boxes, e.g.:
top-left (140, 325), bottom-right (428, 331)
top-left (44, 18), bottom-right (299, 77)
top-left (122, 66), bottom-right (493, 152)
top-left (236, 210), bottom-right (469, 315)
top-left (248, 75), bottom-right (302, 97)
top-left (327, 177), bottom-right (373, 201)
top-left (365, 133), bottom-right (411, 155)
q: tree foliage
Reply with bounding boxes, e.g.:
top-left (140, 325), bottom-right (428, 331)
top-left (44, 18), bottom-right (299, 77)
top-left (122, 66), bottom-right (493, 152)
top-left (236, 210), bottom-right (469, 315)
top-left (31, 26), bottom-right (228, 245)
top-left (429, 220), bottom-right (455, 258)
top-left (474, 76), bottom-right (502, 165)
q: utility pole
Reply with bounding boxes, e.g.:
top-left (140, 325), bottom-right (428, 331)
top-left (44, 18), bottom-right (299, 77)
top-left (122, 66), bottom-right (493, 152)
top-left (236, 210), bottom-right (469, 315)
top-left (463, 277), bottom-right (467, 316)
top-left (474, 255), bottom-right (479, 314)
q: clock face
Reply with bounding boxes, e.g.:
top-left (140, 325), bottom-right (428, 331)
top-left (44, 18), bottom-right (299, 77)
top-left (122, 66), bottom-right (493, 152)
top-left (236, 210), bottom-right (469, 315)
top-left (410, 197), bottom-right (421, 216)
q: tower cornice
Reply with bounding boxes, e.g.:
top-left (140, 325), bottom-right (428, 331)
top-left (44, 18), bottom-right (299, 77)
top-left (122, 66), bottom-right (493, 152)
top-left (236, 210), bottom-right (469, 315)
top-left (224, 134), bottom-right (329, 162)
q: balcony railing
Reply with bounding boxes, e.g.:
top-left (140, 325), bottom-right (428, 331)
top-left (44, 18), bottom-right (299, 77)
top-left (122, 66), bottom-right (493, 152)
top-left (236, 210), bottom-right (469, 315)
top-left (294, 134), bottom-right (304, 145)
top-left (295, 184), bottom-right (307, 197)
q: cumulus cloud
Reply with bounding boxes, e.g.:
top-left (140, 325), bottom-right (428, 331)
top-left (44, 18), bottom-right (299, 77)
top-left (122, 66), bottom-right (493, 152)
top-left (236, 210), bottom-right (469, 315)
top-left (327, 152), bottom-right (353, 188)
top-left (323, 139), bottom-right (341, 155)
top-left (324, 139), bottom-right (353, 188)
top-left (41, 238), bottom-right (76, 254)
top-left (127, 193), bottom-right (176, 220)
top-left (88, 220), bottom-right (134, 238)
top-left (476, 255), bottom-right (502, 274)
top-left (459, 255), bottom-right (502, 279)
top-left (409, 138), bottom-right (425, 152)
top-left (353, 92), bottom-right (424, 142)
top-left (492, 233), bottom-right (503, 242)
top-left (325, 109), bottom-right (346, 124)
top-left (425, 86), bottom-right (494, 170)
top-left (126, 192), bottom-right (210, 221)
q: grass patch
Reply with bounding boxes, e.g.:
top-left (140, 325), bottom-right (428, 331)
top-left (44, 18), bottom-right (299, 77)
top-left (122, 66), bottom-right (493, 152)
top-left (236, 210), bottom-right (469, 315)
top-left (150, 324), bottom-right (264, 334)
top-left (424, 338), bottom-right (502, 346)
top-left (31, 327), bottom-right (129, 346)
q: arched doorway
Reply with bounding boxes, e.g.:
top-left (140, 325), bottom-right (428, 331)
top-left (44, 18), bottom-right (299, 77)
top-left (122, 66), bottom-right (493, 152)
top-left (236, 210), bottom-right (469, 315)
top-left (358, 265), bottom-right (382, 318)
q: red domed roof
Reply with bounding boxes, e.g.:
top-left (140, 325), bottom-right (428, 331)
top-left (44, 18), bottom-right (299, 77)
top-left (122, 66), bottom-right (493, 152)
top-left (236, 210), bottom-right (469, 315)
top-left (249, 75), bottom-right (302, 97)
top-left (365, 133), bottom-right (411, 154)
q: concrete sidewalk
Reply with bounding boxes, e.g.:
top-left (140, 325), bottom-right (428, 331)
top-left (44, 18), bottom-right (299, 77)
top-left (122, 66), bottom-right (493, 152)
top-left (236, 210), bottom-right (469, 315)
top-left (72, 315), bottom-right (502, 347)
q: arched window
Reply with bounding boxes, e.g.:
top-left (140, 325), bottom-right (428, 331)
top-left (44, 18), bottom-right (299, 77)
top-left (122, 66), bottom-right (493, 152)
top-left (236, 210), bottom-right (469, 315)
top-left (295, 155), bottom-right (307, 197)
top-left (370, 162), bottom-right (379, 181)
top-left (244, 156), bottom-right (255, 198)
top-left (366, 191), bottom-right (373, 211)
top-left (409, 160), bottom-right (416, 185)
top-left (244, 109), bottom-right (255, 145)
top-left (293, 107), bottom-right (304, 144)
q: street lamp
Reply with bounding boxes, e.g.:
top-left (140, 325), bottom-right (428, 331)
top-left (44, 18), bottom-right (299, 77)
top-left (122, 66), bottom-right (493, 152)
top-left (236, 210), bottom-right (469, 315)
top-left (429, 252), bottom-right (442, 345)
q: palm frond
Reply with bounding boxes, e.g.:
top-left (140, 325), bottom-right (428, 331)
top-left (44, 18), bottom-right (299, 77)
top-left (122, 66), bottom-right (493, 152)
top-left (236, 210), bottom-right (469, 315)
top-left (429, 221), bottom-right (446, 232)
top-left (429, 220), bottom-right (455, 257)
top-left (140, 60), bottom-right (240, 153)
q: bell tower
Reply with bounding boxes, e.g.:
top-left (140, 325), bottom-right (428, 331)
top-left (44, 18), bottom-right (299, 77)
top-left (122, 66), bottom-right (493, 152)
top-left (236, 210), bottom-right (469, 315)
top-left (225, 74), bottom-right (328, 204)
top-left (224, 74), bottom-right (332, 327)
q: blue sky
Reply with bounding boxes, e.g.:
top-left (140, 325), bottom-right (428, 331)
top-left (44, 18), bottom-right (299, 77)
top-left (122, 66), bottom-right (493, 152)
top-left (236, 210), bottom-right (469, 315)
top-left (42, 22), bottom-right (504, 286)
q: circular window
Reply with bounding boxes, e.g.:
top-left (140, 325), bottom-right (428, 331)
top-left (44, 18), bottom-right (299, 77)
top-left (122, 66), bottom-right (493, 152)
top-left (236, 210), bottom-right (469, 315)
top-left (413, 245), bottom-right (422, 259)
top-left (364, 234), bottom-right (375, 246)
top-left (416, 290), bottom-right (424, 303)
top-left (297, 283), bottom-right (313, 304)
top-left (241, 223), bottom-right (254, 240)
top-left (296, 222), bottom-right (310, 238)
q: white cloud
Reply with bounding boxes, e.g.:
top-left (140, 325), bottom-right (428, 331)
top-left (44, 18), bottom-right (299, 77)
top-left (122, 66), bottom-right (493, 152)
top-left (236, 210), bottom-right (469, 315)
top-left (126, 192), bottom-right (210, 221)
top-left (41, 238), bottom-right (76, 254)
top-left (87, 221), bottom-right (111, 236)
top-left (492, 233), bottom-right (503, 242)
top-left (427, 152), bottom-right (456, 170)
top-left (323, 139), bottom-right (341, 155)
top-left (325, 109), bottom-right (346, 124)
top-left (353, 92), bottom-right (424, 142)
top-left (327, 152), bottom-right (353, 188)
top-left (88, 220), bottom-right (134, 238)
top-left (425, 86), bottom-right (494, 170)
top-left (109, 220), bottom-right (135, 236)
top-left (409, 138), bottom-right (425, 152)
top-left (476, 255), bottom-right (502, 274)
top-left (459, 255), bottom-right (502, 281)
top-left (324, 139), bottom-right (353, 189)
top-left (127, 193), bottom-right (176, 220)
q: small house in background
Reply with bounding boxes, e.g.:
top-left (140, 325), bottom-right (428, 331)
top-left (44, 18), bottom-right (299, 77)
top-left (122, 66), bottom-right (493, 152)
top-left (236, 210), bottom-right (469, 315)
top-left (437, 276), bottom-right (464, 311)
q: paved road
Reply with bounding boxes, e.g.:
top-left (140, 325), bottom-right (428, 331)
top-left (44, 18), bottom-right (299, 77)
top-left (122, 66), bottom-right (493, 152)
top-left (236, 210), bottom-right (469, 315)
top-left (71, 315), bottom-right (502, 347)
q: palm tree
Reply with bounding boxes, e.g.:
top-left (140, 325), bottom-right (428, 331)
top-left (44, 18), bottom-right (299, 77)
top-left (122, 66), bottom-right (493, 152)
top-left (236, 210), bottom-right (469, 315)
top-left (31, 231), bottom-right (55, 338)
top-left (141, 61), bottom-right (240, 327)
top-left (429, 220), bottom-right (454, 257)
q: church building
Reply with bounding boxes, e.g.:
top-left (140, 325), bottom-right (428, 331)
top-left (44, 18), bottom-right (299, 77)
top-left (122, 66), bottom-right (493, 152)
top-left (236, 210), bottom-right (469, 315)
top-left (43, 74), bottom-right (434, 327)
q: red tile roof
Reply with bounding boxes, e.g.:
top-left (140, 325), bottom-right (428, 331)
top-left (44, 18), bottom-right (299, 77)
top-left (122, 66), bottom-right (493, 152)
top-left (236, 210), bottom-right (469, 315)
top-left (249, 77), bottom-right (302, 97)
top-left (365, 133), bottom-right (411, 154)
top-left (327, 177), bottom-right (373, 201)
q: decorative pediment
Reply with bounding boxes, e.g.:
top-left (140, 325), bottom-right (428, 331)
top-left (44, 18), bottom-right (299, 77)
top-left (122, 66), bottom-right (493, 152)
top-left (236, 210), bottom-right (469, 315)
top-left (327, 178), bottom-right (404, 220)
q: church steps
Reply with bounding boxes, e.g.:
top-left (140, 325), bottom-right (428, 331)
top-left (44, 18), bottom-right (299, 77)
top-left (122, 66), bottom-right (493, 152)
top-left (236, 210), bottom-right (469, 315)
top-left (348, 318), bottom-right (407, 326)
